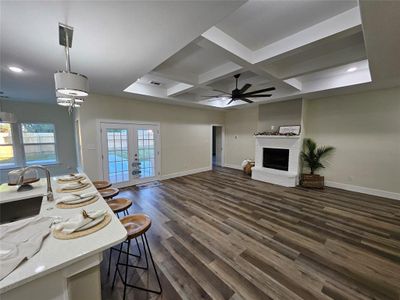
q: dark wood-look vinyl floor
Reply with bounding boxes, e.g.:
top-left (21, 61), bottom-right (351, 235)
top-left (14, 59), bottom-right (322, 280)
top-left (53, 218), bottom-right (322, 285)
top-left (101, 167), bottom-right (400, 300)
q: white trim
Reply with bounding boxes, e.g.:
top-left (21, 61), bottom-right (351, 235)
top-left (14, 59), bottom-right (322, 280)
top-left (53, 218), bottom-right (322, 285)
top-left (325, 181), bottom-right (400, 201)
top-left (223, 163), bottom-right (242, 170)
top-left (160, 166), bottom-right (211, 181)
top-left (210, 124), bottom-right (225, 168)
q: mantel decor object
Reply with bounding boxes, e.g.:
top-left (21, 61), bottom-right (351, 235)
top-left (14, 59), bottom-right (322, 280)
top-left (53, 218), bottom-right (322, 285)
top-left (278, 125), bottom-right (301, 135)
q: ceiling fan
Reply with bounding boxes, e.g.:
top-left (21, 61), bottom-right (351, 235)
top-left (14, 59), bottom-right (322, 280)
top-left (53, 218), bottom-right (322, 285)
top-left (204, 74), bottom-right (275, 105)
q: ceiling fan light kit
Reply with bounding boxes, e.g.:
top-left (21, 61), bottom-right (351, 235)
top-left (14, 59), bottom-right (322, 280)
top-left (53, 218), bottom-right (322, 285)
top-left (54, 23), bottom-right (89, 110)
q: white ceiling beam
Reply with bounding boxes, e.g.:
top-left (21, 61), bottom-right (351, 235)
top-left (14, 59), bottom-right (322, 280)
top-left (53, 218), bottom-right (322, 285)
top-left (284, 78), bottom-right (302, 91)
top-left (252, 7), bottom-right (362, 64)
top-left (201, 27), bottom-right (253, 63)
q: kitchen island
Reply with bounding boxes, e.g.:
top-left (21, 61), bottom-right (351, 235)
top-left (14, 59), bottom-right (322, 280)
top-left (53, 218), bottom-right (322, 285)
top-left (0, 174), bottom-right (127, 300)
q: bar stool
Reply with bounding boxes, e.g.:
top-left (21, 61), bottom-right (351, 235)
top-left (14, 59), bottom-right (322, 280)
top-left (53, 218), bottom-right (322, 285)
top-left (112, 214), bottom-right (162, 299)
top-left (106, 198), bottom-right (135, 275)
top-left (92, 180), bottom-right (112, 190)
top-left (107, 198), bottom-right (132, 217)
top-left (100, 187), bottom-right (120, 199)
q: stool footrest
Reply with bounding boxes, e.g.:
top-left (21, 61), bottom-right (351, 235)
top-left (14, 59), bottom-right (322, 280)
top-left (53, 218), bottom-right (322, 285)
top-left (116, 261), bottom-right (149, 271)
top-left (115, 267), bottom-right (162, 294)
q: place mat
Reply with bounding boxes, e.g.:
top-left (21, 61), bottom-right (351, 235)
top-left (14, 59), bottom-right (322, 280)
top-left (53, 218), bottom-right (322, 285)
top-left (52, 213), bottom-right (111, 240)
top-left (56, 183), bottom-right (91, 193)
top-left (56, 176), bottom-right (85, 184)
top-left (56, 195), bottom-right (99, 209)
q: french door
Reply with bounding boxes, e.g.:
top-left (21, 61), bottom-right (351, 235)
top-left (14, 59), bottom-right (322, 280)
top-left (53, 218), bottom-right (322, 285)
top-left (100, 122), bottom-right (160, 187)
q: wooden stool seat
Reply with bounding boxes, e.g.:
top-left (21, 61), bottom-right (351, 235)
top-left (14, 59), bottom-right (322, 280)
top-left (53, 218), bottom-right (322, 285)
top-left (92, 180), bottom-right (111, 190)
top-left (100, 187), bottom-right (119, 199)
top-left (108, 198), bottom-right (132, 214)
top-left (120, 214), bottom-right (151, 240)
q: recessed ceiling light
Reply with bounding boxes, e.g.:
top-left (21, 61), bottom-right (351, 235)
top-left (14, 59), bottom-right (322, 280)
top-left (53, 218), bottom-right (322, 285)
top-left (8, 66), bottom-right (23, 73)
top-left (347, 67), bottom-right (357, 73)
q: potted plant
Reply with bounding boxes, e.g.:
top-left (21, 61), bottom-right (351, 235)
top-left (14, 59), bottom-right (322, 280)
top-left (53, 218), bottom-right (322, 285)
top-left (300, 138), bottom-right (334, 188)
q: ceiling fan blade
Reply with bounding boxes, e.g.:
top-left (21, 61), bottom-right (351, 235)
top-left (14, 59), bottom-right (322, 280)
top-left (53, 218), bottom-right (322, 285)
top-left (246, 94), bottom-right (272, 98)
top-left (227, 98), bottom-right (235, 105)
top-left (213, 88), bottom-right (231, 95)
top-left (239, 83), bottom-right (252, 94)
top-left (240, 98), bottom-right (253, 103)
top-left (242, 87), bottom-right (276, 95)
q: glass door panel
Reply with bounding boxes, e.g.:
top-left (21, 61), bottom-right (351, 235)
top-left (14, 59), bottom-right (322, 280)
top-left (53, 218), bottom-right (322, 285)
top-left (136, 128), bottom-right (156, 178)
top-left (102, 126), bottom-right (131, 185)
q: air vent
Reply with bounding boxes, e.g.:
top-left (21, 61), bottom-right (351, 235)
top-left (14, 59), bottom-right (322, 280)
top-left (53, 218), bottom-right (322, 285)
top-left (149, 81), bottom-right (161, 86)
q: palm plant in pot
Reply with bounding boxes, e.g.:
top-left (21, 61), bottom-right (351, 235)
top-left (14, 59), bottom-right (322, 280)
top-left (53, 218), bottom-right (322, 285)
top-left (300, 138), bottom-right (334, 188)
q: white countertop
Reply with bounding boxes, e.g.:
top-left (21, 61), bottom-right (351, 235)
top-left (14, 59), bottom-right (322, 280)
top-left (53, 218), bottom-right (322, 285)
top-left (0, 174), bottom-right (127, 294)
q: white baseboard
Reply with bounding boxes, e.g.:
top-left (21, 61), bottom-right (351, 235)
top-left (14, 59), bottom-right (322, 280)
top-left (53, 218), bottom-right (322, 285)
top-left (325, 181), bottom-right (400, 201)
top-left (160, 166), bottom-right (212, 181)
top-left (223, 164), bottom-right (242, 170)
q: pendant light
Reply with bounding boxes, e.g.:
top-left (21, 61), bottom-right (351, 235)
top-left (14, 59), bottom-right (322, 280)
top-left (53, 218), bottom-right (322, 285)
top-left (54, 23), bottom-right (89, 109)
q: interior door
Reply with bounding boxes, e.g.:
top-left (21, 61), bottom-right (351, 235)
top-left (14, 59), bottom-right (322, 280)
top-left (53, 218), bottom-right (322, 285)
top-left (101, 122), bottom-right (160, 187)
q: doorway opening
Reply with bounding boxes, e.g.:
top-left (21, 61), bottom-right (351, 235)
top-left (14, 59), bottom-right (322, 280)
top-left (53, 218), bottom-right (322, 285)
top-left (212, 125), bottom-right (223, 167)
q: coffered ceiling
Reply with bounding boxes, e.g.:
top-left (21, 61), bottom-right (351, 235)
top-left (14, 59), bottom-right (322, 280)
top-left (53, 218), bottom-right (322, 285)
top-left (1, 0), bottom-right (400, 109)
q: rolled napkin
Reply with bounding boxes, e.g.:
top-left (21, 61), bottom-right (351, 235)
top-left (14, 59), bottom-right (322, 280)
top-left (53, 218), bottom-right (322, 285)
top-left (54, 209), bottom-right (107, 234)
top-left (55, 191), bottom-right (98, 205)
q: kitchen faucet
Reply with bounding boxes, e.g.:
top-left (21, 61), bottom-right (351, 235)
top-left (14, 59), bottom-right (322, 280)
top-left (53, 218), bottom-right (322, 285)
top-left (17, 165), bottom-right (54, 202)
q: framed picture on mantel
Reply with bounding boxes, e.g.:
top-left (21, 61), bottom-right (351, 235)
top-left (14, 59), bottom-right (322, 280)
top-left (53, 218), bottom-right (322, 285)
top-left (278, 125), bottom-right (301, 135)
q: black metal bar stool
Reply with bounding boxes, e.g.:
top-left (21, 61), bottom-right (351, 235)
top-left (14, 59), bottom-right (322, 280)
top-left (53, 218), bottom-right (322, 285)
top-left (112, 214), bottom-right (162, 299)
top-left (106, 198), bottom-right (141, 275)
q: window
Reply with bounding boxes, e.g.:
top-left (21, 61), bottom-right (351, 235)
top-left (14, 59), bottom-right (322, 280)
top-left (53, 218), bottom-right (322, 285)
top-left (21, 123), bottom-right (57, 164)
top-left (0, 123), bottom-right (15, 167)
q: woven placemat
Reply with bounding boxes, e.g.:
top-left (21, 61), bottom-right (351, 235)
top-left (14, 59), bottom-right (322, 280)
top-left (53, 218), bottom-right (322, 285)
top-left (52, 213), bottom-right (112, 240)
top-left (56, 176), bottom-right (85, 184)
top-left (56, 183), bottom-right (91, 193)
top-left (56, 195), bottom-right (99, 209)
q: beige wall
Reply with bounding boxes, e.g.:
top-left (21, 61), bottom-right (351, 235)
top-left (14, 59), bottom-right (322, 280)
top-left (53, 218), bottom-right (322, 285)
top-left (0, 100), bottom-right (77, 182)
top-left (224, 106), bottom-right (258, 168)
top-left (258, 99), bottom-right (303, 132)
top-left (78, 94), bottom-right (224, 180)
top-left (303, 86), bottom-right (400, 194)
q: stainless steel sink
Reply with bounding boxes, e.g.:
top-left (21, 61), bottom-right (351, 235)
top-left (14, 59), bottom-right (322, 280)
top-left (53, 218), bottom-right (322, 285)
top-left (0, 196), bottom-right (43, 224)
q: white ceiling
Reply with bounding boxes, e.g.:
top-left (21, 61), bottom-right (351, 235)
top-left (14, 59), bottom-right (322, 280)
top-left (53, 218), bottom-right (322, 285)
top-left (216, 0), bottom-right (358, 51)
top-left (1, 0), bottom-right (399, 109)
top-left (0, 0), bottom-right (245, 103)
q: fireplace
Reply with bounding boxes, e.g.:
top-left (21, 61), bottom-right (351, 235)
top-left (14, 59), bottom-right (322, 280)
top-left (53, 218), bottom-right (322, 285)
top-left (263, 148), bottom-right (289, 171)
top-left (252, 136), bottom-right (301, 187)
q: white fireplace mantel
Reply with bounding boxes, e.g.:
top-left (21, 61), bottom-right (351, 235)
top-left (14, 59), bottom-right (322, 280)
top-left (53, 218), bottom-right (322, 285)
top-left (252, 135), bottom-right (302, 187)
